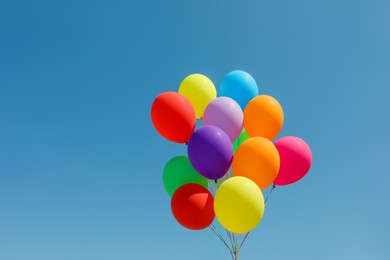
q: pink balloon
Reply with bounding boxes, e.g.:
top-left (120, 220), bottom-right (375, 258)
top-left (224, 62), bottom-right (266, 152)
top-left (273, 136), bottom-right (312, 186)
top-left (202, 97), bottom-right (243, 142)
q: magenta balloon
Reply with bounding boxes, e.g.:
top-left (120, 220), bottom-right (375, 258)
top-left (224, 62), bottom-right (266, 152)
top-left (202, 97), bottom-right (244, 142)
top-left (188, 125), bottom-right (233, 180)
top-left (273, 136), bottom-right (312, 186)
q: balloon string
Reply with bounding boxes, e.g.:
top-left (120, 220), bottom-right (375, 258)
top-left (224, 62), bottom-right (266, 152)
top-left (211, 226), bottom-right (230, 250)
top-left (237, 234), bottom-right (242, 253)
top-left (237, 234), bottom-right (242, 250)
top-left (232, 233), bottom-right (236, 254)
top-left (232, 233), bottom-right (239, 255)
top-left (212, 224), bottom-right (231, 250)
top-left (211, 227), bottom-right (234, 260)
top-left (232, 233), bottom-right (235, 251)
top-left (231, 233), bottom-right (240, 259)
top-left (226, 230), bottom-right (235, 251)
top-left (211, 224), bottom-right (233, 254)
top-left (210, 226), bottom-right (229, 248)
top-left (238, 232), bottom-right (250, 250)
top-left (235, 234), bottom-right (239, 251)
top-left (265, 184), bottom-right (276, 204)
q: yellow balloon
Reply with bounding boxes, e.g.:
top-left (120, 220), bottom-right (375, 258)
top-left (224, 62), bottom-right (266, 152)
top-left (244, 95), bottom-right (284, 140)
top-left (232, 137), bottom-right (280, 190)
top-left (214, 176), bottom-right (265, 234)
top-left (179, 74), bottom-right (217, 118)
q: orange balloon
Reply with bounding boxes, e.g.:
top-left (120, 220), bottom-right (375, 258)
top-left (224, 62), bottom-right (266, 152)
top-left (232, 137), bottom-right (280, 190)
top-left (244, 95), bottom-right (284, 140)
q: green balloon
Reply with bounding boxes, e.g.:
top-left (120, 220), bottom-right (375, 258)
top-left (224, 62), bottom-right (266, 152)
top-left (232, 129), bottom-right (249, 152)
top-left (162, 156), bottom-right (208, 197)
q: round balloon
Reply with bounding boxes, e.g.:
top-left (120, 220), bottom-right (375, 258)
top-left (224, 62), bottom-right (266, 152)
top-left (232, 129), bottom-right (249, 153)
top-left (232, 137), bottom-right (280, 190)
top-left (188, 125), bottom-right (233, 180)
top-left (244, 95), bottom-right (284, 140)
top-left (218, 70), bottom-right (258, 111)
top-left (179, 74), bottom-right (217, 119)
top-left (214, 176), bottom-right (264, 234)
top-left (151, 92), bottom-right (196, 143)
top-left (163, 156), bottom-right (208, 197)
top-left (171, 183), bottom-right (215, 230)
top-left (202, 97), bottom-right (243, 142)
top-left (273, 136), bottom-right (312, 186)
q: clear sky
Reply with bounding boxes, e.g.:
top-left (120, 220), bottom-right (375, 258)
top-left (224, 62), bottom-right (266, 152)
top-left (0, 0), bottom-right (389, 259)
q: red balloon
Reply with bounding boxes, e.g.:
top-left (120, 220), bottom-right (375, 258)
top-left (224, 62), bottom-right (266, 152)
top-left (171, 183), bottom-right (215, 230)
top-left (151, 92), bottom-right (196, 143)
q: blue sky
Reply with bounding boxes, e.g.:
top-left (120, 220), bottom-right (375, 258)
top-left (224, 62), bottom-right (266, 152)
top-left (0, 0), bottom-right (389, 259)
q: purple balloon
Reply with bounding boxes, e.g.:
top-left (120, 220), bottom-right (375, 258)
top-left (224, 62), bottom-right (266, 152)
top-left (202, 97), bottom-right (243, 142)
top-left (188, 125), bottom-right (233, 180)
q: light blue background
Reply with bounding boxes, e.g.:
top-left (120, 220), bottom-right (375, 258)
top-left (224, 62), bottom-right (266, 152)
top-left (1, 0), bottom-right (389, 259)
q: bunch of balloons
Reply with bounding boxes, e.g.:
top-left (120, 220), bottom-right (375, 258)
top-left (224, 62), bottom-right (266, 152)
top-left (151, 70), bottom-right (312, 259)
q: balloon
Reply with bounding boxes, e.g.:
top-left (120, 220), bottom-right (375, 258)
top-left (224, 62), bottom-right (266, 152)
top-left (188, 125), bottom-right (233, 180)
top-left (244, 95), bottom-right (284, 140)
top-left (218, 70), bottom-right (258, 111)
top-left (163, 156), bottom-right (208, 197)
top-left (232, 137), bottom-right (280, 190)
top-left (202, 97), bottom-right (243, 142)
top-left (179, 74), bottom-right (217, 119)
top-left (171, 183), bottom-right (215, 230)
top-left (273, 136), bottom-right (312, 186)
top-left (214, 176), bottom-right (264, 234)
top-left (151, 92), bottom-right (196, 143)
top-left (232, 129), bottom-right (249, 153)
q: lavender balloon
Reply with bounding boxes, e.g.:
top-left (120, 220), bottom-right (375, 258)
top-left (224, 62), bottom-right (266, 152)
top-left (188, 125), bottom-right (233, 180)
top-left (202, 97), bottom-right (244, 142)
